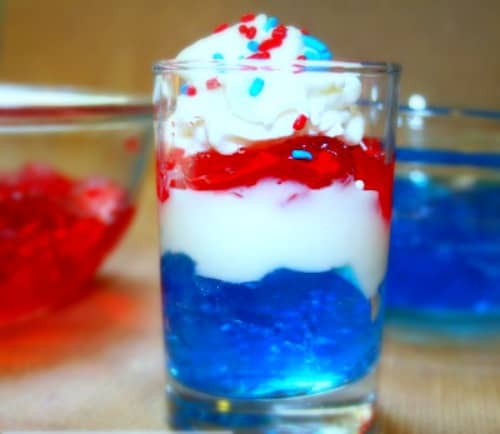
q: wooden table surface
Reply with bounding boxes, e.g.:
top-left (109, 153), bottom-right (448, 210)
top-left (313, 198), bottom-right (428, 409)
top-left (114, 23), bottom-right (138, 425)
top-left (1, 182), bottom-right (499, 434)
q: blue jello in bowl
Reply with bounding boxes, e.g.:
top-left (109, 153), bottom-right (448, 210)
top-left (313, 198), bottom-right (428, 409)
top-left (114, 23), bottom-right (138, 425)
top-left (386, 102), bottom-right (500, 335)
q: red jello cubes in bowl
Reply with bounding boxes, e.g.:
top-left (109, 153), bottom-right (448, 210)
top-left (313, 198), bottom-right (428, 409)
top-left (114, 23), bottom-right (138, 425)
top-left (0, 84), bottom-right (152, 326)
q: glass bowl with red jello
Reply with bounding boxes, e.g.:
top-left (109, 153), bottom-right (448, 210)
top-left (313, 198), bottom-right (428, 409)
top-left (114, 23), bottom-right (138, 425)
top-left (0, 84), bottom-right (152, 326)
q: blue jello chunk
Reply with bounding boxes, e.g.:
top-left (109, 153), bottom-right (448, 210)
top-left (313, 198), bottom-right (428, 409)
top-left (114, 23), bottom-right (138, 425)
top-left (161, 253), bottom-right (382, 399)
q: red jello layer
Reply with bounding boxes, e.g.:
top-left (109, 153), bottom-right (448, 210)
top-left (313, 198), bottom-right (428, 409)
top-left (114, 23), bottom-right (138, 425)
top-left (0, 164), bottom-right (134, 326)
top-left (157, 135), bottom-right (394, 220)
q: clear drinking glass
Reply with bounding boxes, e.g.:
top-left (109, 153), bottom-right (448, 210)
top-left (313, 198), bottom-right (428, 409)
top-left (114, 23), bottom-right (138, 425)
top-left (153, 60), bottom-right (400, 432)
top-left (386, 106), bottom-right (500, 336)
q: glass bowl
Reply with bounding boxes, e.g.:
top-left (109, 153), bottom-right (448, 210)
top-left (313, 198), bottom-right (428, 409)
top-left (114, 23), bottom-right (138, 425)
top-left (0, 84), bottom-right (152, 327)
top-left (386, 103), bottom-right (500, 336)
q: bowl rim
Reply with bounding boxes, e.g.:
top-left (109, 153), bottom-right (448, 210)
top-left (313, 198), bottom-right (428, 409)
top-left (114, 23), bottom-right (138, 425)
top-left (399, 105), bottom-right (500, 120)
top-left (0, 84), bottom-right (152, 119)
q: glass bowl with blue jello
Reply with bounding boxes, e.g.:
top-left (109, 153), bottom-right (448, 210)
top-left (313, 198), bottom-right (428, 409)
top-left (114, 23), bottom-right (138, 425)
top-left (386, 98), bottom-right (500, 337)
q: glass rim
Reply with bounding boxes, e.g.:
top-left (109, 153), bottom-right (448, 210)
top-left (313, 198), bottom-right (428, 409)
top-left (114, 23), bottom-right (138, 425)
top-left (153, 58), bottom-right (402, 75)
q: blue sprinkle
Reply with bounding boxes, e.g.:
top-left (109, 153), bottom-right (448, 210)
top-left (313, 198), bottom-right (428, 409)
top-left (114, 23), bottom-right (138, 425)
top-left (238, 55), bottom-right (245, 60)
top-left (304, 50), bottom-right (320, 60)
top-left (264, 16), bottom-right (279, 32)
top-left (302, 35), bottom-right (329, 53)
top-left (319, 50), bottom-right (333, 60)
top-left (291, 150), bottom-right (313, 160)
top-left (249, 77), bottom-right (265, 97)
top-left (247, 40), bottom-right (259, 52)
top-left (212, 52), bottom-right (224, 60)
top-left (180, 83), bottom-right (189, 95)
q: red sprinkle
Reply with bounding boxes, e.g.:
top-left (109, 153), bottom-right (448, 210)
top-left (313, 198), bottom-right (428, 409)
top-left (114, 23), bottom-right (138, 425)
top-left (246, 26), bottom-right (257, 39)
top-left (213, 23), bottom-right (229, 33)
top-left (239, 24), bottom-right (256, 39)
top-left (358, 412), bottom-right (376, 434)
top-left (293, 114), bottom-right (308, 131)
top-left (296, 55), bottom-right (307, 60)
top-left (238, 24), bottom-right (248, 34)
top-left (240, 13), bottom-right (255, 22)
top-left (206, 78), bottom-right (221, 90)
top-left (301, 28), bottom-right (310, 35)
top-left (259, 38), bottom-right (282, 51)
top-left (272, 24), bottom-right (288, 39)
top-left (186, 86), bottom-right (197, 96)
top-left (248, 51), bottom-right (271, 59)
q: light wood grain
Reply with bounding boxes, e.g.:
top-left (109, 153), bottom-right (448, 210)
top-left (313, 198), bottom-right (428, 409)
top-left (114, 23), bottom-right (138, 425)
top-left (1, 0), bottom-right (499, 109)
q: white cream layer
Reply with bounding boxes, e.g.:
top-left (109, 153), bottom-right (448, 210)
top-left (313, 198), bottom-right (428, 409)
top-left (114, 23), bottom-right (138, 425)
top-left (159, 180), bottom-right (388, 298)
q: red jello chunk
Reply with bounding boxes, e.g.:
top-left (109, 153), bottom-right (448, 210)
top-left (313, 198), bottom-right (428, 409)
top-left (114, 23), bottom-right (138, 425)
top-left (0, 164), bottom-right (134, 326)
top-left (157, 135), bottom-right (394, 221)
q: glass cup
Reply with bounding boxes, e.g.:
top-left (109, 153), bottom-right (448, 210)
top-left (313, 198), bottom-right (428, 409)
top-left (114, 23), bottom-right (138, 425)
top-left (386, 106), bottom-right (500, 337)
top-left (153, 60), bottom-right (400, 432)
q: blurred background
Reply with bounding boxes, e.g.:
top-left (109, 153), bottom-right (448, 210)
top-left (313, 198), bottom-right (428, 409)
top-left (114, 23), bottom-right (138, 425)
top-left (0, 0), bottom-right (499, 108)
top-left (1, 0), bottom-right (499, 258)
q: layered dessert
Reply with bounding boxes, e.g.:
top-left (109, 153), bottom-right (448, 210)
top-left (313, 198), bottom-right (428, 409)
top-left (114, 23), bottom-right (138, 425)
top-left (156, 13), bottom-right (394, 399)
top-left (0, 164), bottom-right (134, 325)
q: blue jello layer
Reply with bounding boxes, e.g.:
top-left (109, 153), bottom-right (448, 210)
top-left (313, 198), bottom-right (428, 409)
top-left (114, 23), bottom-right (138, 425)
top-left (387, 177), bottom-right (500, 315)
top-left (161, 253), bottom-right (382, 399)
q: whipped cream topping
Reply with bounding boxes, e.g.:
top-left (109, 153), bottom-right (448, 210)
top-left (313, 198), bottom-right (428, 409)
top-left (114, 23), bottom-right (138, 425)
top-left (157, 13), bottom-right (365, 154)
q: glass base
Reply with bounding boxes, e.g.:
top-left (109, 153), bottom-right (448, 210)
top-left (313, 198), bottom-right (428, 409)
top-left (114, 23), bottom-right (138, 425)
top-left (167, 372), bottom-right (377, 433)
